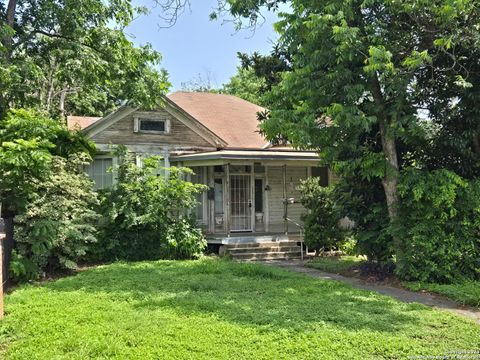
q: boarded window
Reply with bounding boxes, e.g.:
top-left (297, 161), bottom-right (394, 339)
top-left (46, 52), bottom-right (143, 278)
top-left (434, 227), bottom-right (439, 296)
top-left (85, 158), bottom-right (113, 190)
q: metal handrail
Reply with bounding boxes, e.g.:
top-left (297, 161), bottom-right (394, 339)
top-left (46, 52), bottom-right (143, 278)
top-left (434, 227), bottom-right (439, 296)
top-left (285, 217), bottom-right (305, 261)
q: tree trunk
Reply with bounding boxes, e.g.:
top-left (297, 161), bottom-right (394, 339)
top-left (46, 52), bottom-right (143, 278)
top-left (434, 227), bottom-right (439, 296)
top-left (370, 75), bottom-right (405, 270)
top-left (59, 89), bottom-right (66, 118)
top-left (5, 0), bottom-right (16, 27)
top-left (0, 0), bottom-right (17, 114)
top-left (3, 0), bottom-right (17, 50)
top-left (378, 119), bottom-right (404, 270)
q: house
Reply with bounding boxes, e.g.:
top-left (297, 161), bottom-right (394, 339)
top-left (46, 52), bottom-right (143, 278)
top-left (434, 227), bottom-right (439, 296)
top-left (68, 92), bottom-right (332, 257)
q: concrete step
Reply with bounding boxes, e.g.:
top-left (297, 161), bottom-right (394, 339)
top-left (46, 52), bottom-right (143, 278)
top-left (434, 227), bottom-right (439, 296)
top-left (226, 246), bottom-right (301, 254)
top-left (223, 241), bottom-right (300, 249)
top-left (230, 251), bottom-right (302, 261)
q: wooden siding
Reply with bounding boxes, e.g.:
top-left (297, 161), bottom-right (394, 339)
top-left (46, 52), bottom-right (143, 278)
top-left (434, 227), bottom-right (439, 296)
top-left (266, 166), bottom-right (308, 230)
top-left (285, 166), bottom-right (308, 225)
top-left (90, 110), bottom-right (215, 149)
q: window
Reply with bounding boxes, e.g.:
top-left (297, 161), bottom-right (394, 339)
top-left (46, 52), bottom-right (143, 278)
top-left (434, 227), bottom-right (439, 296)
top-left (230, 165), bottom-right (251, 173)
top-left (254, 179), bottom-right (263, 213)
top-left (190, 167), bottom-right (206, 222)
top-left (85, 158), bottom-right (113, 190)
top-left (135, 153), bottom-right (167, 177)
top-left (134, 117), bottom-right (169, 134)
top-left (312, 166), bottom-right (329, 187)
top-left (140, 119), bottom-right (165, 132)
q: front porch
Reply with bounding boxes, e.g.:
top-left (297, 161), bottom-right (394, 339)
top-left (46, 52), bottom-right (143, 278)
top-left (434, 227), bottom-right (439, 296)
top-left (172, 149), bottom-right (330, 246)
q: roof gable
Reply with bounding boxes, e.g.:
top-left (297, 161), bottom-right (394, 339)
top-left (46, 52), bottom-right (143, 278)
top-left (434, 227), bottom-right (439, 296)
top-left (78, 103), bottom-right (226, 148)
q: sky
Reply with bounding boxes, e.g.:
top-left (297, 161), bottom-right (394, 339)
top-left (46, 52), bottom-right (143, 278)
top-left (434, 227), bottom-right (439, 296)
top-left (126, 1), bottom-right (280, 91)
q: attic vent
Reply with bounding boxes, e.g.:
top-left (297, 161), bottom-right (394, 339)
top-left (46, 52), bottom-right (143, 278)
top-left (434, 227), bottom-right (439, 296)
top-left (134, 117), bottom-right (170, 134)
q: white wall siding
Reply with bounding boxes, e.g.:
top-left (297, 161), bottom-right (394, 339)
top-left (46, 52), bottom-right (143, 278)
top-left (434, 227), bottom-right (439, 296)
top-left (286, 166), bottom-right (308, 225)
top-left (266, 166), bottom-right (308, 231)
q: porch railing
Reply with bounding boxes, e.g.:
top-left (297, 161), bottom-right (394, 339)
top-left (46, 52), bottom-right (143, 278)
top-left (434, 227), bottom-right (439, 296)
top-left (284, 217), bottom-right (306, 261)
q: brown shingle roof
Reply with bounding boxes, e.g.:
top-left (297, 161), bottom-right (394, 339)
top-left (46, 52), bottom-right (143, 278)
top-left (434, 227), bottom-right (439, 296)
top-left (168, 92), bottom-right (267, 149)
top-left (67, 115), bottom-right (101, 130)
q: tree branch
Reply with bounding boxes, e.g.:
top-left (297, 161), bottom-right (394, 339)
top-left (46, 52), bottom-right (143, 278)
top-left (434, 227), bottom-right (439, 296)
top-left (33, 30), bottom-right (105, 55)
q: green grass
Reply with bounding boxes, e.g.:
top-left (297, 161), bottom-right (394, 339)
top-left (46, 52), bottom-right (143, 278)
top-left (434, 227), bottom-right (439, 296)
top-left (307, 255), bottom-right (480, 308)
top-left (307, 255), bottom-right (367, 274)
top-left (404, 281), bottom-right (480, 308)
top-left (0, 258), bottom-right (478, 359)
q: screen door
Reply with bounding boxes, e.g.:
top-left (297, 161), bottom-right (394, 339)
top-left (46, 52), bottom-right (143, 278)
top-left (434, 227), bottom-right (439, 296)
top-left (230, 174), bottom-right (252, 231)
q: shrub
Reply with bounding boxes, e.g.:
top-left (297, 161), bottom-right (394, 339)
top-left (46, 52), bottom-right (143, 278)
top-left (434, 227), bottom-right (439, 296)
top-left (91, 148), bottom-right (207, 261)
top-left (333, 177), bottom-right (394, 264)
top-left (298, 177), bottom-right (345, 255)
top-left (12, 154), bottom-right (99, 281)
top-left (396, 169), bottom-right (480, 283)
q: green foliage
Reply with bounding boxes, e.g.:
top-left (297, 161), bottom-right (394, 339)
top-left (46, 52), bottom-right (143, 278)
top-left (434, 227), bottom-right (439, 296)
top-left (0, 108), bottom-right (95, 216)
top-left (12, 154), bottom-right (99, 281)
top-left (0, 109), bottom-right (98, 281)
top-left (221, 67), bottom-right (267, 106)
top-left (92, 147), bottom-right (207, 261)
top-left (397, 169), bottom-right (480, 282)
top-left (404, 281), bottom-right (480, 308)
top-left (307, 255), bottom-right (366, 275)
top-left (0, 0), bottom-right (170, 117)
top-left (219, 0), bottom-right (480, 277)
top-left (298, 178), bottom-right (345, 254)
top-left (333, 178), bottom-right (394, 264)
top-left (1, 259), bottom-right (479, 359)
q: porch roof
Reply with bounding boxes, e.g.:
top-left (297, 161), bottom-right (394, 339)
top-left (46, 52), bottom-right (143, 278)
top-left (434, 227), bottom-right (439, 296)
top-left (170, 149), bottom-right (319, 163)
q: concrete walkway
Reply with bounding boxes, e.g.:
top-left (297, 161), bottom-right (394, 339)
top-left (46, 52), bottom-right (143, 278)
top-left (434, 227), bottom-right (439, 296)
top-left (266, 260), bottom-right (480, 324)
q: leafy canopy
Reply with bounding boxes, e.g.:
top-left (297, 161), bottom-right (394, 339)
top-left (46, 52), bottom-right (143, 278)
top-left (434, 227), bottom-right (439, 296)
top-left (0, 0), bottom-right (171, 117)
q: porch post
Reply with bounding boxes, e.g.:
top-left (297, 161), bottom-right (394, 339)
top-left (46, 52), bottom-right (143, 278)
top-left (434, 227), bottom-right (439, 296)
top-left (225, 163), bottom-right (230, 236)
top-left (251, 163), bottom-right (255, 232)
top-left (283, 164), bottom-right (288, 234)
top-left (265, 166), bottom-right (269, 232)
top-left (207, 166), bottom-right (215, 234)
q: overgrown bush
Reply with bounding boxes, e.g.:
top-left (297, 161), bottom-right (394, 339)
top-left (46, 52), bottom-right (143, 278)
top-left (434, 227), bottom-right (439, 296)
top-left (0, 109), bottom-right (98, 282)
top-left (12, 154), bottom-right (99, 281)
top-left (298, 177), bottom-right (345, 255)
top-left (396, 169), bottom-right (480, 283)
top-left (333, 177), bottom-right (394, 264)
top-left (90, 148), bottom-right (207, 261)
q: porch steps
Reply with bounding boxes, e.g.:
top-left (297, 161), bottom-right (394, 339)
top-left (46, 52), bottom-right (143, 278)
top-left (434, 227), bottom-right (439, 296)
top-left (221, 240), bottom-right (303, 261)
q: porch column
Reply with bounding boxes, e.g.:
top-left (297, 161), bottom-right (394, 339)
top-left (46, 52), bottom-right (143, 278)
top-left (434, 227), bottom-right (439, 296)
top-left (265, 166), bottom-right (269, 232)
top-left (207, 166), bottom-right (215, 234)
top-left (225, 163), bottom-right (230, 236)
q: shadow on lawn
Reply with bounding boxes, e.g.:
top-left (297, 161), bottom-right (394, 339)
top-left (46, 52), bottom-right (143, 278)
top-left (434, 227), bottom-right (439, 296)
top-left (42, 259), bottom-right (425, 333)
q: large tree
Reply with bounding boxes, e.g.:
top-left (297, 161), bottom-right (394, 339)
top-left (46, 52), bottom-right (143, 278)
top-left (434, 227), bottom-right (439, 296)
top-left (218, 0), bottom-right (480, 271)
top-left (0, 0), bottom-right (179, 118)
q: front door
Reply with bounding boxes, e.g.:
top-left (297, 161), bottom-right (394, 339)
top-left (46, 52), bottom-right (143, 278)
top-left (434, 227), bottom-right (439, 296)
top-left (230, 174), bottom-right (252, 231)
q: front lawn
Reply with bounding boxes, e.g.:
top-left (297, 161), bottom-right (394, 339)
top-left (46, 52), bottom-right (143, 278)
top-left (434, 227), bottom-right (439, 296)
top-left (307, 255), bottom-right (367, 274)
top-left (0, 259), bottom-right (478, 359)
top-left (307, 256), bottom-right (480, 308)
